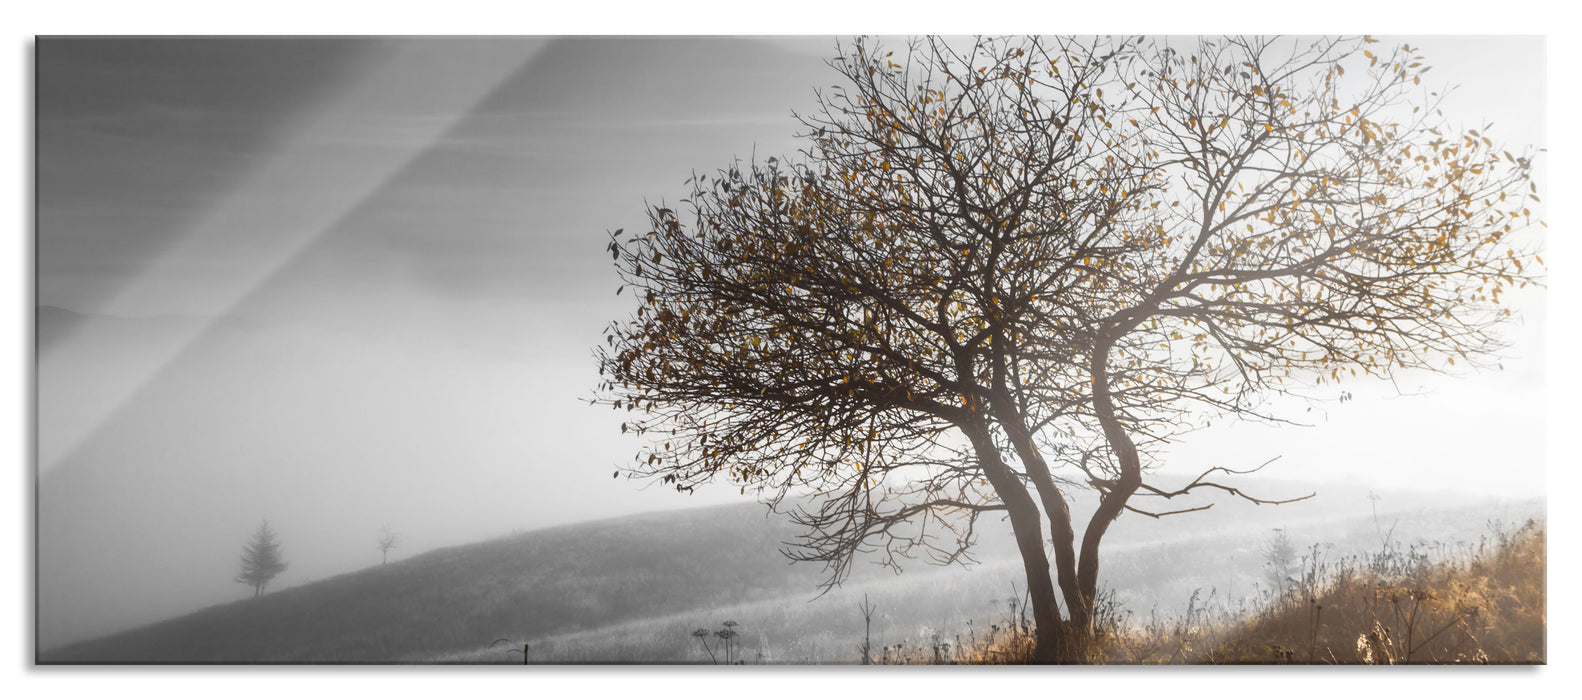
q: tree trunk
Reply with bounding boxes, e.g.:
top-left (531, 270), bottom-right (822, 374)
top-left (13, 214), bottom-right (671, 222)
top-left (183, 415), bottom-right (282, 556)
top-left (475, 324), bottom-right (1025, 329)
top-left (986, 331), bottom-right (1089, 643)
top-left (1079, 337), bottom-right (1143, 631)
top-left (989, 393), bottom-right (1088, 630)
top-left (963, 421), bottom-right (1066, 662)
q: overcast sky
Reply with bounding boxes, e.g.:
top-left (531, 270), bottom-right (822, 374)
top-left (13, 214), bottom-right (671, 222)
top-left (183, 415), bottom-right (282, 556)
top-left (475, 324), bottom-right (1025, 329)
top-left (36, 36), bottom-right (1546, 648)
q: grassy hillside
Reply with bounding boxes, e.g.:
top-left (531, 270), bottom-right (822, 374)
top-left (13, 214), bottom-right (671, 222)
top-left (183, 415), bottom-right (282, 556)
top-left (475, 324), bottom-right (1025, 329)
top-left (40, 491), bottom-right (1542, 664)
top-left (41, 502), bottom-right (819, 663)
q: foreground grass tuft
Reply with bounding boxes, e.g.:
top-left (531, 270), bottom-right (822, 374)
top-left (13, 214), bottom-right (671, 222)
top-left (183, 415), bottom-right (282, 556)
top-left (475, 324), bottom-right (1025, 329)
top-left (1206, 518), bottom-right (1545, 664)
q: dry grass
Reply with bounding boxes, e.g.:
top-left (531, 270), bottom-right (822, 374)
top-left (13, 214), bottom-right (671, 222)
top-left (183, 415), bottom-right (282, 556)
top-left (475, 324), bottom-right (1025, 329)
top-left (945, 518), bottom-right (1545, 665)
top-left (1203, 518), bottom-right (1546, 665)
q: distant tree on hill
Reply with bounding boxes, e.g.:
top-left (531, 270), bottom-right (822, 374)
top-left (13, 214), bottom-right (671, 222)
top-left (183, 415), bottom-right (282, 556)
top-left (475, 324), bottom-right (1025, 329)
top-left (377, 525), bottom-right (400, 565)
top-left (236, 521), bottom-right (288, 598)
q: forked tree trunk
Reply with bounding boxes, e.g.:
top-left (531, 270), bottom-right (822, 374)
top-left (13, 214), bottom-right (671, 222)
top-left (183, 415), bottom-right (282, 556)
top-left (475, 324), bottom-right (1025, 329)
top-left (987, 332), bottom-right (1090, 647)
top-left (1001, 434), bottom-right (1088, 643)
top-left (996, 415), bottom-right (1091, 660)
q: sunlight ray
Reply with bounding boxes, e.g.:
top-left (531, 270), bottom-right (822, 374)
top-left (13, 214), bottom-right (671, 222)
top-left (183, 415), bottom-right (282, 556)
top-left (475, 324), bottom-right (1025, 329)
top-left (40, 40), bottom-right (551, 472)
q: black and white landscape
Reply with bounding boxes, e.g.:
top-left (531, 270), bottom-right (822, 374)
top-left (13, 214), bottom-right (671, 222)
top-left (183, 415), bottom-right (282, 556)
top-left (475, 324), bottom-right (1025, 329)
top-left (36, 36), bottom-right (1546, 665)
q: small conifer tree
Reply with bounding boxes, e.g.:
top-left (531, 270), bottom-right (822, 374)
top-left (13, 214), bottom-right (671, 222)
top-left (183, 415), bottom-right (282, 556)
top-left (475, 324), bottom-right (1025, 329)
top-left (236, 521), bottom-right (288, 598)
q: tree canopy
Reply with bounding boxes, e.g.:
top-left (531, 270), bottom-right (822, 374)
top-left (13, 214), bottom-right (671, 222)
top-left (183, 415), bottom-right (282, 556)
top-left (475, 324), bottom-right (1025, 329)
top-left (595, 35), bottom-right (1542, 661)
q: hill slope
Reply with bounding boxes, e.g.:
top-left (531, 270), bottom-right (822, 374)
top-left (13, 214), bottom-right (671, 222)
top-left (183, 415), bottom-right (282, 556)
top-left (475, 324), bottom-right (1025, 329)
top-left (41, 502), bottom-right (817, 663)
top-left (41, 489), bottom-right (1541, 664)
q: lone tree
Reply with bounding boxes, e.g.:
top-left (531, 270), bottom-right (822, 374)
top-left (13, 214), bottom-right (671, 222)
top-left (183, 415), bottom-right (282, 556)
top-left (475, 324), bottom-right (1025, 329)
top-left (596, 35), bottom-right (1542, 661)
top-left (236, 521), bottom-right (288, 598)
top-left (377, 525), bottom-right (400, 565)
